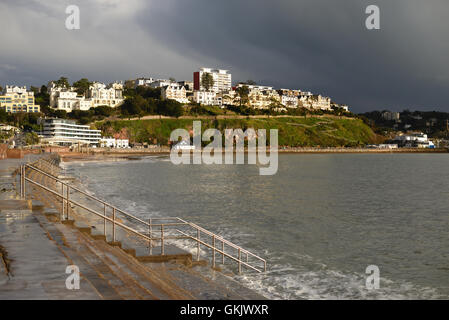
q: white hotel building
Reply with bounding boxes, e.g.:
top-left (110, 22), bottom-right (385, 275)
top-left (100, 137), bottom-right (129, 148)
top-left (192, 91), bottom-right (222, 106)
top-left (48, 82), bottom-right (124, 112)
top-left (40, 118), bottom-right (101, 146)
top-left (161, 84), bottom-right (190, 104)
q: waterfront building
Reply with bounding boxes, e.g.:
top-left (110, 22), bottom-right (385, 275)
top-left (193, 68), bottom-right (232, 93)
top-left (100, 137), bottom-right (129, 148)
top-left (392, 132), bottom-right (435, 148)
top-left (39, 118), bottom-right (101, 146)
top-left (173, 140), bottom-right (195, 151)
top-left (0, 86), bottom-right (41, 113)
top-left (161, 84), bottom-right (190, 104)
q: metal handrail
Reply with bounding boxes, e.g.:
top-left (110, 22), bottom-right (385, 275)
top-left (20, 159), bottom-right (267, 273)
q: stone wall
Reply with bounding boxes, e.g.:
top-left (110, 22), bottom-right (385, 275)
top-left (0, 144), bottom-right (7, 159)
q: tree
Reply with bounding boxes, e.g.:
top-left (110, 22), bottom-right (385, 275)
top-left (24, 132), bottom-right (40, 146)
top-left (54, 110), bottom-right (68, 119)
top-left (0, 108), bottom-right (7, 122)
top-left (34, 85), bottom-right (50, 111)
top-left (235, 85), bottom-right (250, 106)
top-left (0, 85), bottom-right (3, 92)
top-left (120, 96), bottom-right (149, 116)
top-left (124, 80), bottom-right (135, 89)
top-left (54, 77), bottom-right (70, 89)
top-left (30, 86), bottom-right (40, 94)
top-left (157, 100), bottom-right (184, 118)
top-left (201, 73), bottom-right (214, 92)
top-left (73, 78), bottom-right (91, 96)
top-left (135, 86), bottom-right (160, 99)
top-left (93, 105), bottom-right (114, 117)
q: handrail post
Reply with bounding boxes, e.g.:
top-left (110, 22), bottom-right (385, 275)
top-left (103, 204), bottom-right (106, 237)
top-left (238, 248), bottom-right (242, 274)
top-left (20, 165), bottom-right (23, 198)
top-left (66, 185), bottom-right (70, 220)
top-left (22, 165), bottom-right (26, 198)
top-left (161, 225), bottom-right (164, 255)
top-left (149, 218), bottom-right (152, 255)
top-left (222, 241), bottom-right (225, 265)
top-left (112, 208), bottom-right (116, 242)
top-left (197, 229), bottom-right (200, 261)
top-left (212, 235), bottom-right (216, 268)
top-left (61, 183), bottom-right (65, 220)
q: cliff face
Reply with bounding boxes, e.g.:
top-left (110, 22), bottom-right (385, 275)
top-left (97, 116), bottom-right (379, 148)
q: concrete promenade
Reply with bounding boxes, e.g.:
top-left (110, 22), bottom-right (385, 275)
top-left (0, 154), bottom-right (264, 300)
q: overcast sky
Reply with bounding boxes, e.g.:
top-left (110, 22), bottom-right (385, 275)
top-left (0, 0), bottom-right (448, 113)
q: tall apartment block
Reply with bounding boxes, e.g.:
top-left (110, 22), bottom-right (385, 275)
top-left (193, 68), bottom-right (232, 93)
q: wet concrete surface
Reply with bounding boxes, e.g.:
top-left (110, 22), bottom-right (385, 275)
top-left (0, 156), bottom-right (100, 299)
top-left (0, 208), bottom-right (100, 299)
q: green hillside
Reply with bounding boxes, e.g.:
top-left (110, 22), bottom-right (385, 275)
top-left (95, 116), bottom-right (379, 147)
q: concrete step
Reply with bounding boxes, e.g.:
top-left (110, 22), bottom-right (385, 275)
top-left (97, 241), bottom-right (192, 300)
top-left (35, 210), bottom-right (174, 300)
top-left (31, 200), bottom-right (45, 212)
top-left (75, 231), bottom-right (156, 299)
top-left (33, 212), bottom-right (123, 300)
top-left (73, 221), bottom-right (92, 235)
top-left (0, 208), bottom-right (100, 299)
top-left (73, 239), bottom-right (139, 299)
top-left (135, 245), bottom-right (193, 265)
top-left (0, 199), bottom-right (31, 212)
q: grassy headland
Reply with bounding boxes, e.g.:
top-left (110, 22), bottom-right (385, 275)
top-left (95, 116), bottom-right (381, 148)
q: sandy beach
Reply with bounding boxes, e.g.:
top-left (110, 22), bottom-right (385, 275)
top-left (57, 147), bottom-right (449, 163)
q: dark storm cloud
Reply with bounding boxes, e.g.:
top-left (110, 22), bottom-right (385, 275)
top-left (137, 0), bottom-right (449, 112)
top-left (0, 0), bottom-right (448, 112)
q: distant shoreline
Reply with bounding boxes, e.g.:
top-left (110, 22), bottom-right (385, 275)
top-left (58, 147), bottom-right (449, 162)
